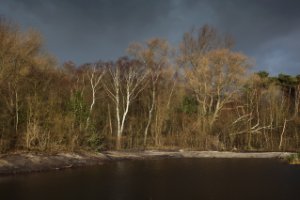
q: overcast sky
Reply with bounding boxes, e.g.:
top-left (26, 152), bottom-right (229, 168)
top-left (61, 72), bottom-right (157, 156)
top-left (1, 0), bottom-right (300, 75)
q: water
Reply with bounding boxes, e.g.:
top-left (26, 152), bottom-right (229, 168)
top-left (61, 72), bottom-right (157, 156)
top-left (0, 158), bottom-right (300, 200)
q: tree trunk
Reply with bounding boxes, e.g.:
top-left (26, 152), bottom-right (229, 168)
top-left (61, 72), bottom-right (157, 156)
top-left (144, 87), bottom-right (155, 146)
top-left (115, 73), bottom-right (121, 149)
top-left (279, 119), bottom-right (287, 150)
top-left (15, 90), bottom-right (19, 135)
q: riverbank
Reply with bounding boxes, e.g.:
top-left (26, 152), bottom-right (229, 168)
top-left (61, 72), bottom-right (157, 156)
top-left (0, 150), bottom-right (296, 175)
top-left (285, 153), bottom-right (300, 165)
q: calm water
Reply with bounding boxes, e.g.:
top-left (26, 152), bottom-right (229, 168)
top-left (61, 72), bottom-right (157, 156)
top-left (0, 158), bottom-right (300, 200)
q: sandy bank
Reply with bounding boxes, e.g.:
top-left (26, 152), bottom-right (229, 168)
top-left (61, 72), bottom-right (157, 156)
top-left (0, 151), bottom-right (295, 175)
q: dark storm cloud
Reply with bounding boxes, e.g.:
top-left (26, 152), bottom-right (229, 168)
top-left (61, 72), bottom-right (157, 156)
top-left (1, 0), bottom-right (175, 63)
top-left (202, 0), bottom-right (300, 74)
top-left (1, 0), bottom-right (300, 75)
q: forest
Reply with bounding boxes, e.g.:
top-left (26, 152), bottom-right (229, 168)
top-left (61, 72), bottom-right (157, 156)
top-left (1, 17), bottom-right (300, 153)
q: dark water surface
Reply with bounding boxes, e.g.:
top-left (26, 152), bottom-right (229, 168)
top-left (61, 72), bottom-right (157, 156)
top-left (1, 158), bottom-right (300, 200)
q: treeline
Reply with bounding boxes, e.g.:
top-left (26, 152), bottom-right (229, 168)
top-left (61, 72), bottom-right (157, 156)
top-left (0, 18), bottom-right (299, 153)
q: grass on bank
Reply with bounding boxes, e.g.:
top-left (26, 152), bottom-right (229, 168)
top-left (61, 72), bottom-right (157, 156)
top-left (286, 153), bottom-right (300, 164)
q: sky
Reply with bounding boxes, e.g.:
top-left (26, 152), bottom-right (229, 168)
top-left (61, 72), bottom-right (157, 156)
top-left (1, 0), bottom-right (300, 75)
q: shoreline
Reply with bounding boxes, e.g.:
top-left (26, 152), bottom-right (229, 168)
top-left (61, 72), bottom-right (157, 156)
top-left (0, 151), bottom-right (296, 176)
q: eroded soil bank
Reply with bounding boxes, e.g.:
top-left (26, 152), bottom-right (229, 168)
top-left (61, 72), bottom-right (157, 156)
top-left (0, 151), bottom-right (295, 175)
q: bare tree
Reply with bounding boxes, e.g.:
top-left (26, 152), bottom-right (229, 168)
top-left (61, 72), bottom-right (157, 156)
top-left (86, 63), bottom-right (105, 128)
top-left (0, 17), bottom-right (43, 148)
top-left (294, 77), bottom-right (300, 118)
top-left (179, 25), bottom-right (252, 150)
top-left (184, 48), bottom-right (250, 131)
top-left (104, 58), bottom-right (148, 149)
top-left (128, 38), bottom-right (170, 146)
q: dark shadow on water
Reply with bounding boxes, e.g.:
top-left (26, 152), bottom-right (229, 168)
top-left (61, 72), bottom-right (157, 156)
top-left (0, 158), bottom-right (300, 200)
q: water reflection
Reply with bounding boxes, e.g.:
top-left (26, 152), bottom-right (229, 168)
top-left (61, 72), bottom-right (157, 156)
top-left (0, 158), bottom-right (299, 200)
